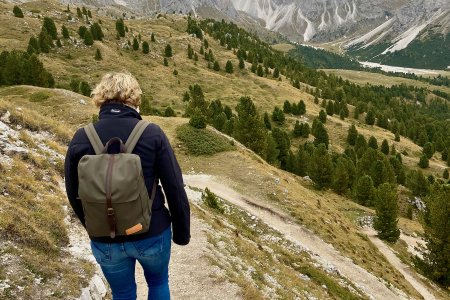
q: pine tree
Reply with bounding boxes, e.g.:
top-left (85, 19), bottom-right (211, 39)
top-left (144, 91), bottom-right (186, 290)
top-left (273, 67), bottom-right (279, 78)
top-left (419, 183), bottom-right (450, 286)
top-left (318, 109), bottom-right (327, 123)
top-left (213, 112), bottom-right (227, 131)
top-left (151, 32), bottom-right (155, 42)
top-left (423, 142), bottom-right (434, 159)
top-left (418, 154), bottom-right (429, 168)
top-left (395, 132), bottom-right (401, 142)
top-left (42, 17), bottom-right (58, 40)
top-left (82, 6), bottom-right (87, 15)
top-left (187, 44), bottom-right (193, 59)
top-left (326, 100), bottom-right (334, 116)
top-left (271, 106), bottom-right (285, 125)
top-left (70, 78), bottom-right (80, 92)
top-left (87, 10), bottom-right (92, 18)
top-left (368, 136), bottom-right (378, 150)
top-left (38, 29), bottom-right (52, 53)
top-left (163, 57), bottom-right (168, 66)
top-left (90, 23), bottom-right (104, 41)
top-left (140, 95), bottom-right (152, 115)
top-left (187, 84), bottom-right (208, 116)
top-left (256, 64), bottom-right (264, 77)
top-left (83, 30), bottom-right (94, 46)
top-left (77, 7), bottom-right (82, 18)
top-left (293, 121), bottom-right (302, 137)
top-left (374, 183), bottom-right (400, 243)
top-left (354, 134), bottom-right (367, 154)
top-left (381, 139), bottom-right (389, 155)
top-left (62, 25), bottom-right (70, 39)
top-left (116, 18), bottom-right (126, 37)
top-left (332, 158), bottom-right (350, 195)
top-left (94, 48), bottom-right (102, 61)
top-left (235, 96), bottom-right (267, 157)
top-left (308, 144), bottom-right (332, 189)
top-left (56, 39), bottom-right (62, 47)
top-left (142, 41), bottom-right (149, 54)
top-left (443, 169), bottom-right (449, 179)
top-left (164, 106), bottom-right (176, 117)
top-left (225, 60), bottom-right (233, 73)
top-left (238, 57), bottom-right (245, 69)
top-left (164, 44), bottom-right (173, 57)
top-left (78, 26), bottom-right (87, 38)
top-left (283, 100), bottom-right (292, 113)
top-left (263, 112), bottom-right (271, 130)
top-left (193, 53), bottom-right (198, 61)
top-left (301, 123), bottom-right (310, 138)
top-left (213, 60), bottom-right (220, 71)
top-left (365, 109), bottom-right (376, 125)
top-left (313, 122), bottom-right (329, 149)
top-left (298, 100), bottom-right (306, 115)
top-left (347, 125), bottom-right (358, 146)
top-left (353, 175), bottom-right (375, 206)
top-left (13, 6), bottom-right (24, 18)
top-left (265, 133), bottom-right (279, 165)
top-left (27, 36), bottom-right (40, 54)
top-left (407, 170), bottom-right (429, 197)
top-left (132, 37), bottom-right (139, 50)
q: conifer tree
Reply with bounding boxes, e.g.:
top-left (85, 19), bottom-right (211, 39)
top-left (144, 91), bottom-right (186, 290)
top-left (368, 136), bottom-right (378, 150)
top-left (225, 60), bottom-right (233, 73)
top-left (213, 60), bottom-right (220, 71)
top-left (62, 25), bottom-right (70, 39)
top-left (347, 124), bottom-right (358, 146)
top-left (116, 18), bottom-right (126, 37)
top-left (94, 48), bottom-right (102, 60)
top-left (132, 37), bottom-right (139, 50)
top-left (239, 57), bottom-right (245, 69)
top-left (313, 122), bottom-right (329, 149)
top-left (332, 158), bottom-right (350, 195)
top-left (308, 143), bottom-right (332, 189)
top-left (318, 109), bottom-right (327, 123)
top-left (395, 132), bottom-right (401, 142)
top-left (271, 106), bottom-right (285, 125)
top-left (365, 109), bottom-right (376, 125)
top-left (187, 84), bottom-right (208, 116)
top-left (83, 30), bottom-right (94, 46)
top-left (140, 41), bottom-right (148, 54)
top-left (443, 169), bottom-right (449, 179)
top-left (256, 64), bottom-right (264, 77)
top-left (164, 106), bottom-right (176, 117)
top-left (374, 183), bottom-right (400, 243)
top-left (265, 133), bottom-right (279, 165)
top-left (164, 44), bottom-right (173, 57)
top-left (354, 134), bottom-right (367, 154)
top-left (423, 142), bottom-right (434, 159)
top-left (187, 44), bottom-right (193, 59)
top-left (381, 139), bottom-right (389, 155)
top-left (151, 32), bottom-right (155, 42)
top-left (82, 6), bottom-right (87, 15)
top-left (38, 29), bottom-right (52, 53)
top-left (13, 6), bottom-right (24, 18)
top-left (271, 128), bottom-right (291, 169)
top-left (87, 10), bottom-right (92, 18)
top-left (77, 7), bottom-right (82, 18)
top-left (27, 36), bottom-right (40, 54)
top-left (56, 39), bottom-right (62, 47)
top-left (407, 170), bottom-right (429, 197)
top-left (326, 100), bottom-right (334, 116)
top-left (78, 26), bottom-right (87, 38)
top-left (419, 154), bottom-right (429, 168)
top-left (353, 175), bottom-right (375, 206)
top-left (295, 146), bottom-right (309, 176)
top-left (235, 96), bottom-right (267, 157)
top-left (213, 112), bottom-right (227, 132)
top-left (163, 57), bottom-right (168, 66)
top-left (283, 100), bottom-right (292, 114)
top-left (42, 17), bottom-right (58, 40)
top-left (273, 67), bottom-right (279, 78)
top-left (418, 183), bottom-right (450, 286)
top-left (140, 95), bottom-right (151, 115)
top-left (90, 22), bottom-right (104, 41)
top-left (263, 112), bottom-right (271, 130)
top-left (193, 52), bottom-right (198, 61)
top-left (298, 100), bottom-right (306, 115)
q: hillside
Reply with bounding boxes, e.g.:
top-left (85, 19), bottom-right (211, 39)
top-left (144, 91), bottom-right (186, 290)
top-left (0, 1), bottom-right (450, 299)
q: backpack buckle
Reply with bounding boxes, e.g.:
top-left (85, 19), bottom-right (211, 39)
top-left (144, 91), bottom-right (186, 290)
top-left (107, 208), bottom-right (115, 216)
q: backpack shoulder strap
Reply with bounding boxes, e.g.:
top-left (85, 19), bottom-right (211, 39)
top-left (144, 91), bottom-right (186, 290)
top-left (125, 120), bottom-right (150, 153)
top-left (84, 123), bottom-right (104, 155)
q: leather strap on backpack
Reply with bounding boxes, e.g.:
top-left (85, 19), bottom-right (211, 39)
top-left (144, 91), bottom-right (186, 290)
top-left (106, 155), bottom-right (117, 238)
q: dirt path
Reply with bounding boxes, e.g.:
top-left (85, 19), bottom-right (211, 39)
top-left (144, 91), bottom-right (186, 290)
top-left (363, 228), bottom-right (436, 300)
top-left (184, 174), bottom-right (408, 300)
top-left (136, 190), bottom-right (241, 300)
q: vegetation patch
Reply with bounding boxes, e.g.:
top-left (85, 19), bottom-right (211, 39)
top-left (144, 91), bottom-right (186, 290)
top-left (176, 124), bottom-right (234, 156)
top-left (29, 91), bottom-right (51, 102)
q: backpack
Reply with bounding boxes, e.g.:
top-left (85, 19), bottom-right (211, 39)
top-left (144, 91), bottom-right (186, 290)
top-left (77, 120), bottom-right (156, 238)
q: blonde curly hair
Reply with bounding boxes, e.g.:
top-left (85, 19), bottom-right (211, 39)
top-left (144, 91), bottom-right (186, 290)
top-left (91, 72), bottom-right (142, 108)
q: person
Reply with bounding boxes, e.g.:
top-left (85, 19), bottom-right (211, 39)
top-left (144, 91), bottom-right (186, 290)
top-left (64, 72), bottom-right (190, 299)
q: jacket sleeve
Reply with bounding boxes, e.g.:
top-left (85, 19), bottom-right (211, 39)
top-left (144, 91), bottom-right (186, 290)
top-left (64, 136), bottom-right (86, 227)
top-left (155, 128), bottom-right (190, 245)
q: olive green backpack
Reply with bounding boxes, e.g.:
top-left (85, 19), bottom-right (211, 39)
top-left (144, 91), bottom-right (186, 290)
top-left (78, 120), bottom-right (156, 238)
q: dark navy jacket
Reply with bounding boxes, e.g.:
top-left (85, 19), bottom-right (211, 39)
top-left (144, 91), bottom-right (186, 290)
top-left (64, 103), bottom-right (190, 245)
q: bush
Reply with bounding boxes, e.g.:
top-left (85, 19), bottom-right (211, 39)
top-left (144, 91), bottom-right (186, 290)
top-left (13, 6), bottom-right (24, 18)
top-left (202, 188), bottom-right (224, 213)
top-left (29, 91), bottom-right (50, 102)
top-left (164, 106), bottom-right (175, 117)
top-left (176, 124), bottom-right (234, 156)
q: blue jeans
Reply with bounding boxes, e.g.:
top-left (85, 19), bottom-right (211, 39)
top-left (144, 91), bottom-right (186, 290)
top-left (90, 227), bottom-right (172, 300)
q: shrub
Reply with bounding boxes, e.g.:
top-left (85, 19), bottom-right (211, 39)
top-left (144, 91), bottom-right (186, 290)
top-left (176, 124), bottom-right (234, 156)
top-left (13, 6), bottom-right (24, 18)
top-left (29, 91), bottom-right (50, 102)
top-left (202, 188), bottom-right (224, 213)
